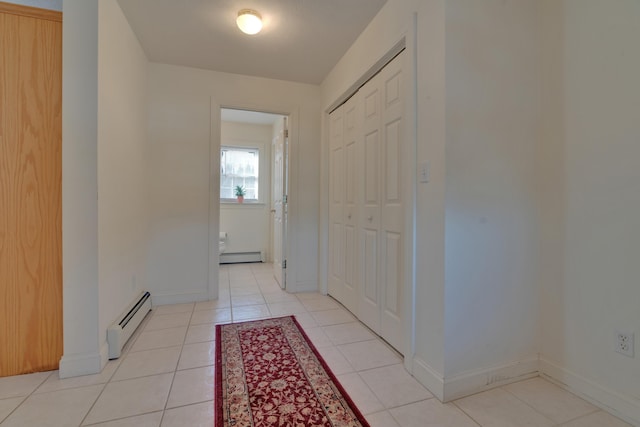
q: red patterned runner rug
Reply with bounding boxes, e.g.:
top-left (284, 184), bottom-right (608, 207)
top-left (216, 316), bottom-right (370, 427)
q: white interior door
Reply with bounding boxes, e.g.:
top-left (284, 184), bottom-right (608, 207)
top-left (341, 94), bottom-right (360, 313)
top-left (359, 73), bottom-right (383, 332)
top-left (378, 53), bottom-right (405, 352)
top-left (272, 117), bottom-right (287, 288)
top-left (328, 106), bottom-right (345, 301)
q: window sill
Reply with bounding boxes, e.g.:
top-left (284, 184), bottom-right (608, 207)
top-left (220, 201), bottom-right (266, 208)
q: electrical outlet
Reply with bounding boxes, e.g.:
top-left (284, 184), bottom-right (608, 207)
top-left (615, 331), bottom-right (634, 357)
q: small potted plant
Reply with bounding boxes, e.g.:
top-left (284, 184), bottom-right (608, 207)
top-left (234, 185), bottom-right (246, 203)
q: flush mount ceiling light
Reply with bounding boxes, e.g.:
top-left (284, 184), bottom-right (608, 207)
top-left (236, 9), bottom-right (263, 35)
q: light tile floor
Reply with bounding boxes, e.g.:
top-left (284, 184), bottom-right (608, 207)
top-left (0, 263), bottom-right (632, 426)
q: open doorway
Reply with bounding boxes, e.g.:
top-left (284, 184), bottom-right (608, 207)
top-left (218, 108), bottom-right (289, 289)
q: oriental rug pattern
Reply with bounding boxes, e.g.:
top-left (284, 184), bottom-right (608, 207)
top-left (216, 316), bottom-right (370, 427)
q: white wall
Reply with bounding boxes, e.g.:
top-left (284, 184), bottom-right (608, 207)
top-left (321, 0), bottom-right (448, 397)
top-left (97, 0), bottom-right (149, 346)
top-left (61, 0), bottom-right (101, 378)
top-left (322, 0), bottom-right (540, 401)
top-left (61, 0), bottom-right (149, 378)
top-left (540, 1), bottom-right (640, 423)
top-left (147, 63), bottom-right (321, 302)
top-left (220, 121), bottom-right (272, 258)
top-left (324, 0), bottom-right (640, 420)
top-left (443, 0), bottom-right (540, 386)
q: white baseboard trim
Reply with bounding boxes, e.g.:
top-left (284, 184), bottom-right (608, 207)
top-left (59, 342), bottom-right (108, 379)
top-left (412, 356), bottom-right (445, 401)
top-left (151, 290), bottom-right (209, 306)
top-left (540, 357), bottom-right (640, 426)
top-left (442, 356), bottom-right (539, 402)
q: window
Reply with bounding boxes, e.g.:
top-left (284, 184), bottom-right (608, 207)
top-left (220, 146), bottom-right (259, 201)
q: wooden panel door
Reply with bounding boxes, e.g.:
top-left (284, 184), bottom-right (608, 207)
top-left (0, 3), bottom-right (63, 377)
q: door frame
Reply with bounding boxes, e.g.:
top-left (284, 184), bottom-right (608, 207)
top-left (208, 100), bottom-right (296, 299)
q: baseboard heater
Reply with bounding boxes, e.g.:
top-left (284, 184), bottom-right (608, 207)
top-left (107, 291), bottom-right (152, 359)
top-left (220, 251), bottom-right (264, 264)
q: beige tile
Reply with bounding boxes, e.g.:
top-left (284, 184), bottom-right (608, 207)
top-left (177, 341), bottom-right (216, 370)
top-left (0, 371), bottom-right (51, 399)
top-left (232, 304), bottom-right (271, 321)
top-left (360, 364), bottom-right (433, 408)
top-left (315, 346), bottom-right (355, 375)
top-left (337, 340), bottom-right (402, 371)
top-left (262, 291), bottom-right (299, 303)
top-left (390, 399), bottom-right (480, 427)
top-left (296, 292), bottom-right (323, 300)
top-left (504, 378), bottom-right (597, 424)
top-left (454, 388), bottom-right (554, 427)
top-left (561, 411), bottom-right (633, 427)
top-left (166, 366), bottom-right (215, 408)
top-left (258, 281), bottom-right (282, 293)
top-left (190, 308), bottom-right (231, 325)
top-left (300, 296), bottom-right (341, 311)
top-left (161, 401), bottom-right (215, 427)
top-left (185, 323), bottom-right (216, 344)
top-left (36, 360), bottom-right (120, 394)
top-left (303, 327), bottom-right (334, 348)
top-left (0, 397), bottom-right (25, 423)
top-left (267, 301), bottom-right (307, 316)
top-left (152, 303), bottom-right (194, 315)
top-left (336, 373), bottom-right (384, 415)
top-left (366, 410), bottom-right (401, 427)
top-left (83, 373), bottom-right (173, 425)
top-left (86, 411), bottom-right (163, 427)
top-left (323, 322), bottom-right (376, 345)
top-left (130, 326), bottom-right (187, 352)
top-left (231, 294), bottom-right (266, 306)
top-left (229, 286), bottom-right (260, 296)
top-left (111, 346), bottom-right (181, 381)
top-left (1, 384), bottom-right (102, 427)
top-left (292, 312), bottom-right (318, 328)
top-left (144, 312), bottom-right (191, 331)
top-left (194, 298), bottom-right (230, 311)
top-left (310, 308), bottom-right (356, 326)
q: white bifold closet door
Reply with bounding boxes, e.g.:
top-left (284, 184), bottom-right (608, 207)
top-left (328, 50), bottom-right (405, 353)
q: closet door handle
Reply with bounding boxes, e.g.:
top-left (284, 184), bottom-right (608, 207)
top-left (367, 215), bottom-right (373, 222)
top-left (347, 213), bottom-right (352, 219)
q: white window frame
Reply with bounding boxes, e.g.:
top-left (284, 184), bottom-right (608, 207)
top-left (220, 145), bottom-right (261, 203)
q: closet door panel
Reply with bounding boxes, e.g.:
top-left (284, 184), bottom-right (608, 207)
top-left (379, 53), bottom-right (405, 353)
top-left (327, 107), bottom-right (345, 301)
top-left (340, 95), bottom-right (360, 312)
top-left (359, 228), bottom-right (379, 331)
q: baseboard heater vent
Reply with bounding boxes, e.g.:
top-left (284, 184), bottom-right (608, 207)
top-left (220, 251), bottom-right (264, 264)
top-left (107, 291), bottom-right (152, 359)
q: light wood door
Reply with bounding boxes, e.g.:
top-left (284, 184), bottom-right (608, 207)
top-left (0, 3), bottom-right (63, 377)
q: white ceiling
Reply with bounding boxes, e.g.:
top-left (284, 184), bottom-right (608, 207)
top-left (117, 0), bottom-right (387, 85)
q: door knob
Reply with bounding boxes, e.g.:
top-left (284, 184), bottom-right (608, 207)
top-left (367, 215), bottom-right (373, 221)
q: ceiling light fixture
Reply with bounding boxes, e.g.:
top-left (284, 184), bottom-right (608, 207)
top-left (236, 9), bottom-right (263, 35)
